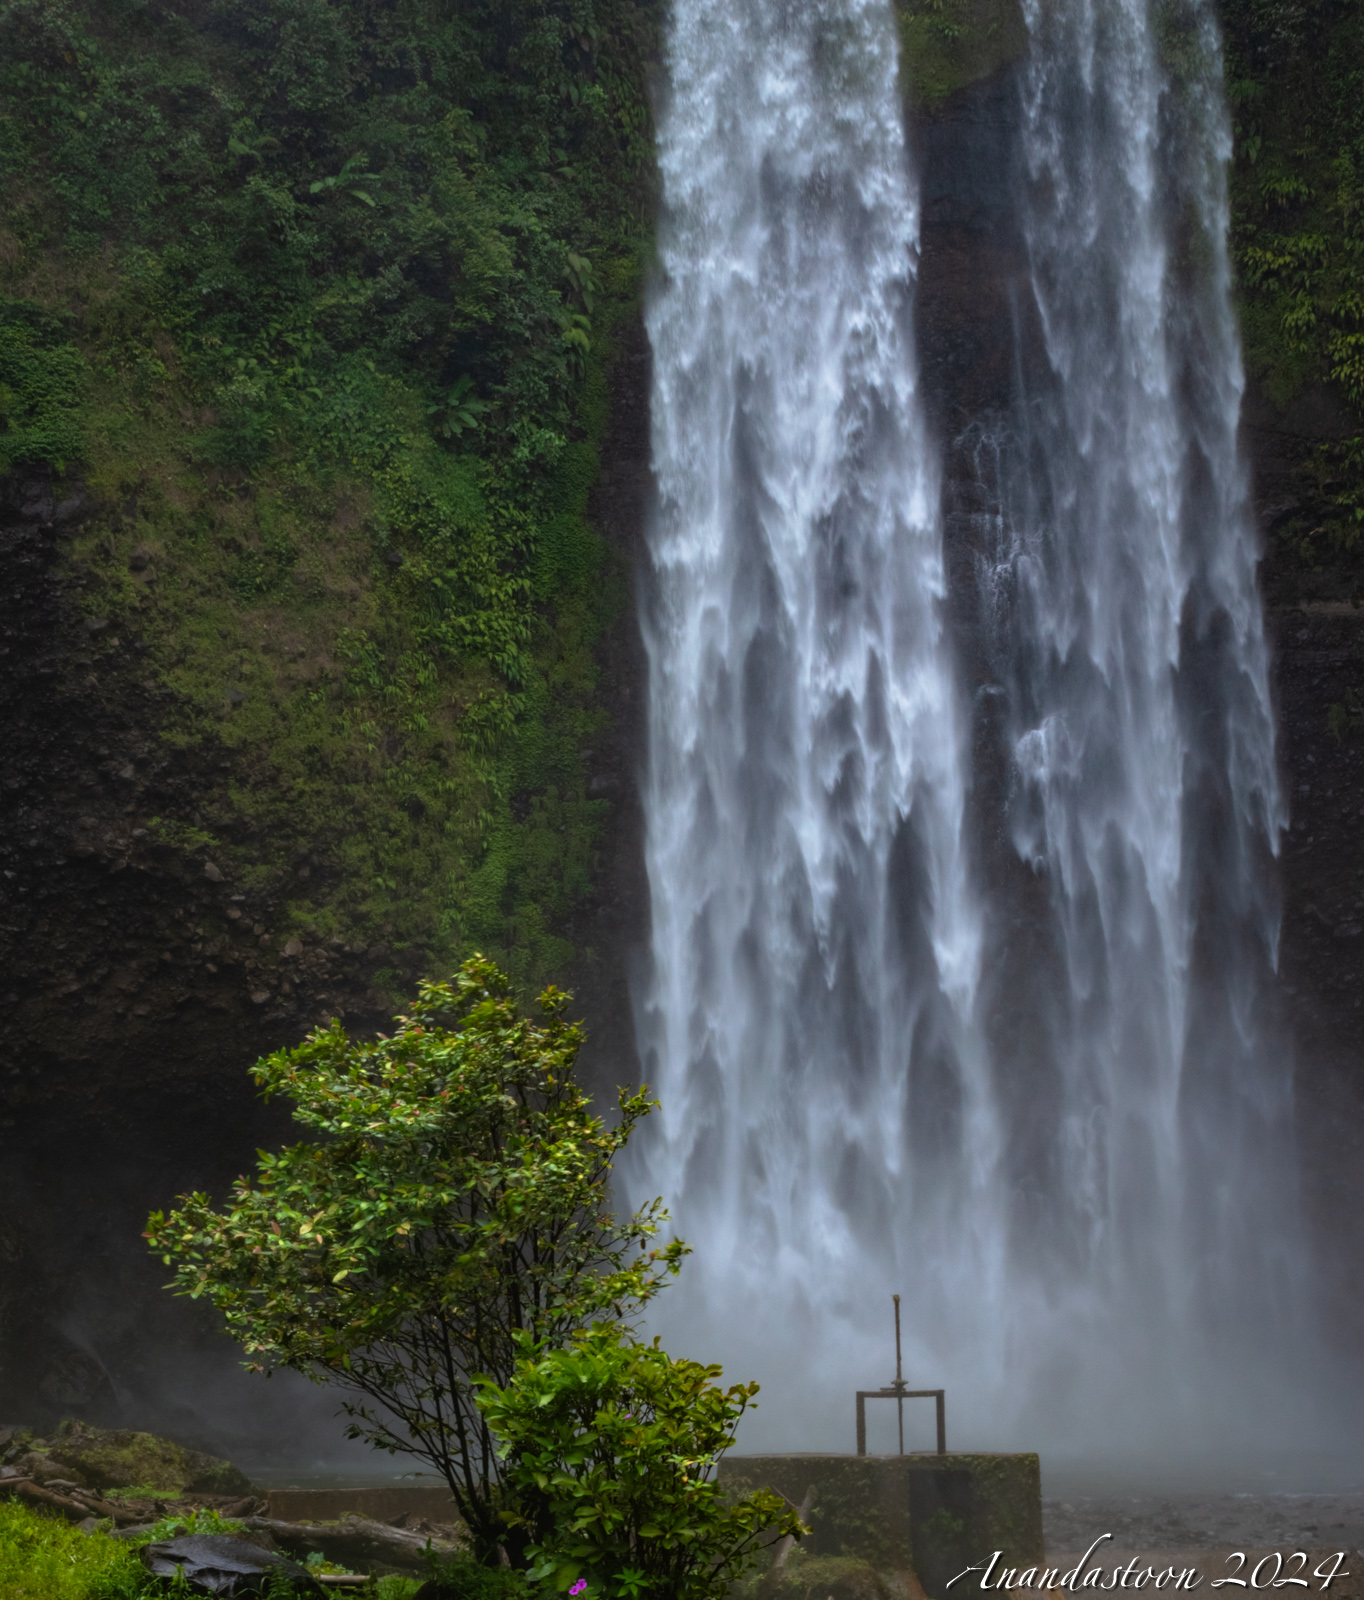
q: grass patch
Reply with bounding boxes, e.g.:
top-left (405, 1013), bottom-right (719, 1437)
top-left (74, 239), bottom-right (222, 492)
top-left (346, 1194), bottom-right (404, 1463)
top-left (0, 1502), bottom-right (144, 1600)
top-left (0, 1500), bottom-right (427, 1597)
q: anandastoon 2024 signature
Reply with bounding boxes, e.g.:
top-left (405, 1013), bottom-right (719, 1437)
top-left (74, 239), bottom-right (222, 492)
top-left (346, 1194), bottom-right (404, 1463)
top-left (948, 1536), bottom-right (1352, 1591)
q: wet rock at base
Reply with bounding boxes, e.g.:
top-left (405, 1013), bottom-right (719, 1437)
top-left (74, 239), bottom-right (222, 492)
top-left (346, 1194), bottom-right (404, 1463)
top-left (44, 1420), bottom-right (253, 1496)
top-left (140, 1533), bottom-right (321, 1595)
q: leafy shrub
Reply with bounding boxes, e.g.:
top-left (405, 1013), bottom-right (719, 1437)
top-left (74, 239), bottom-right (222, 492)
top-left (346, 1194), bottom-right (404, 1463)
top-left (477, 1324), bottom-right (804, 1600)
top-left (419, 1551), bottom-right (533, 1600)
top-left (146, 955), bottom-right (688, 1563)
top-left (1221, 0), bottom-right (1364, 591)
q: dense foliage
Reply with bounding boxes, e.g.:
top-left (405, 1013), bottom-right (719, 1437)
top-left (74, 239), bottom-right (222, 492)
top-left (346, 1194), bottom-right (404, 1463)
top-left (145, 956), bottom-right (687, 1560)
top-left (419, 1553), bottom-right (535, 1600)
top-left (0, 1500), bottom-right (424, 1598)
top-left (1220, 0), bottom-right (1364, 598)
top-left (478, 1325), bottom-right (803, 1600)
top-left (0, 0), bottom-right (659, 985)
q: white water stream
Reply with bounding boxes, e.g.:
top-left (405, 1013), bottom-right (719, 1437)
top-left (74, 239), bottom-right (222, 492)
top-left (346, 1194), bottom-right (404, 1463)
top-left (632, 0), bottom-right (1313, 1461)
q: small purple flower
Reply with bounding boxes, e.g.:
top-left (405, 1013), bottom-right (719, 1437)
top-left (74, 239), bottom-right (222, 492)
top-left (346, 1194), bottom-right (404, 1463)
top-left (570, 1581), bottom-right (588, 1595)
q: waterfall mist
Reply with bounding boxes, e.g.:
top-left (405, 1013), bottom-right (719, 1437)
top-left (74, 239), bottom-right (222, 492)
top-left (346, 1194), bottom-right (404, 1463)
top-left (631, 0), bottom-right (1337, 1470)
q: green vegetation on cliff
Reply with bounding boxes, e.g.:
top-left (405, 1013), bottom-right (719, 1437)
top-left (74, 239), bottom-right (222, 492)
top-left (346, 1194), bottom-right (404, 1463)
top-left (894, 0), bottom-right (1026, 108)
top-left (0, 0), bottom-right (657, 989)
top-left (1220, 0), bottom-right (1364, 597)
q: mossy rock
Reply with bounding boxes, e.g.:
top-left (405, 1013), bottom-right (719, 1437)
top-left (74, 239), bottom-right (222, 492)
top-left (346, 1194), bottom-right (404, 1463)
top-left (44, 1421), bottom-right (252, 1496)
top-left (11, 1452), bottom-right (81, 1487)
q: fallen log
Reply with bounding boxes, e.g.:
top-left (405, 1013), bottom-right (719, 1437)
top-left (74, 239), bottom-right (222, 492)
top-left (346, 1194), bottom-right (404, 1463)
top-left (242, 1514), bottom-right (458, 1576)
top-left (0, 1478), bottom-right (89, 1522)
top-left (69, 1489), bottom-right (125, 1522)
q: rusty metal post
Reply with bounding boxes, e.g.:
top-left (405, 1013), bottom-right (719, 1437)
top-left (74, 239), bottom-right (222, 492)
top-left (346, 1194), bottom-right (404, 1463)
top-left (853, 1296), bottom-right (947, 1456)
top-left (893, 1294), bottom-right (904, 1455)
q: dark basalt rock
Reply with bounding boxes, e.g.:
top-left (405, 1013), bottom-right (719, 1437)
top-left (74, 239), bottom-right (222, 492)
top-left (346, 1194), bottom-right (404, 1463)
top-left (140, 1533), bottom-right (321, 1595)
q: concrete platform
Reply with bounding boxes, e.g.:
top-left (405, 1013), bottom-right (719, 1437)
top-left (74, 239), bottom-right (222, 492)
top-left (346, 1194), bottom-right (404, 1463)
top-left (718, 1452), bottom-right (1043, 1599)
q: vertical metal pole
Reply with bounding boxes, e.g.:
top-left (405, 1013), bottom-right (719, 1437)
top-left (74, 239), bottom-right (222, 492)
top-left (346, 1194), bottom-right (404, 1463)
top-left (893, 1294), bottom-right (903, 1383)
top-left (856, 1393), bottom-right (867, 1456)
top-left (936, 1390), bottom-right (946, 1455)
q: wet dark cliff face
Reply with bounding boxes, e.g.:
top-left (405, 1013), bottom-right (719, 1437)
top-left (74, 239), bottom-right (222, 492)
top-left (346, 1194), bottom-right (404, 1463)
top-left (0, 325), bottom-right (656, 1447)
top-left (0, 470), bottom-right (388, 1441)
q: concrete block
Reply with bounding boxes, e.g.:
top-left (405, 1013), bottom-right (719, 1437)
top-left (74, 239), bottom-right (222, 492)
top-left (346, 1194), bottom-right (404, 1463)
top-left (718, 1453), bottom-right (1043, 1600)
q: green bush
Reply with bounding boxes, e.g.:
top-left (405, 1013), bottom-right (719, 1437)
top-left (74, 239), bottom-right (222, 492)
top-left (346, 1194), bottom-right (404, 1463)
top-left (146, 955), bottom-right (688, 1563)
top-left (419, 1551), bottom-right (534, 1600)
top-left (477, 1324), bottom-right (804, 1600)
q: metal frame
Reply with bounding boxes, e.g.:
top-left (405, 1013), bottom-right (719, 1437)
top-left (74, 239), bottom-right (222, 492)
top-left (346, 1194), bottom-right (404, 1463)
top-left (854, 1386), bottom-right (946, 1456)
top-left (853, 1294), bottom-right (946, 1456)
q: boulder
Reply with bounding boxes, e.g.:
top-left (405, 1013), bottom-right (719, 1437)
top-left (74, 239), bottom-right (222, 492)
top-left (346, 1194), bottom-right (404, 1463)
top-left (140, 1534), bottom-right (321, 1595)
top-left (8, 1450), bottom-right (90, 1486)
top-left (44, 1421), bottom-right (253, 1496)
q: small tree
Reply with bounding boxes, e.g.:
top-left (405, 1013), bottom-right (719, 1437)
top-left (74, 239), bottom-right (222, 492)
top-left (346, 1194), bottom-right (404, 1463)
top-left (145, 957), bottom-right (687, 1560)
top-left (476, 1325), bottom-right (804, 1600)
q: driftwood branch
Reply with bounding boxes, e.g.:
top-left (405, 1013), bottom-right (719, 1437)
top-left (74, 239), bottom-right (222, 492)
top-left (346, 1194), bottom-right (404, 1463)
top-left (769, 1483), bottom-right (816, 1572)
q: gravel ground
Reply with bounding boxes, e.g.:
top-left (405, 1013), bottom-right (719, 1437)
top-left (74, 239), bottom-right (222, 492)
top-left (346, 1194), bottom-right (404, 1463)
top-left (1043, 1492), bottom-right (1364, 1555)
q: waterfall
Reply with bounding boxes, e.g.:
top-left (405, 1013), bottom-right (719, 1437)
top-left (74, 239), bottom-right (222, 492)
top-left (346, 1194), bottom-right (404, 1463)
top-left (967, 0), bottom-right (1300, 1447)
top-left (634, 0), bottom-right (1308, 1460)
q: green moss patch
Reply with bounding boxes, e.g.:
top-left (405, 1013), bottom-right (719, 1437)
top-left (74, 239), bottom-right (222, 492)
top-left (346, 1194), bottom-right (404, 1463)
top-left (894, 0), bottom-right (1027, 109)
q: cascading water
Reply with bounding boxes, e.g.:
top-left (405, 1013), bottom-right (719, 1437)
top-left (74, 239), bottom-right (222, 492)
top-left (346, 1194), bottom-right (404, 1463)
top-left (633, 0), bottom-right (1000, 1443)
top-left (965, 0), bottom-right (1300, 1449)
top-left (633, 0), bottom-right (1313, 1461)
